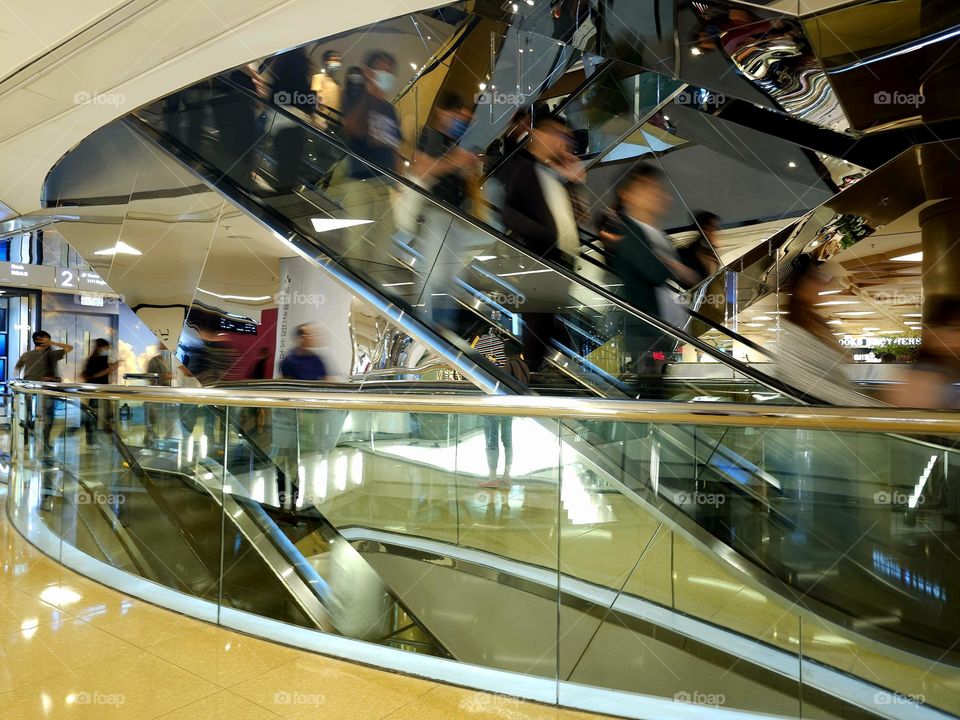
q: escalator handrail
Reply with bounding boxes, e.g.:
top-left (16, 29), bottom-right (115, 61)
top-left (15, 381), bottom-right (960, 434)
top-left (184, 73), bottom-right (821, 404)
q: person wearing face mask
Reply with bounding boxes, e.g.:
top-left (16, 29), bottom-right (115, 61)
top-left (405, 92), bottom-right (480, 321)
top-left (342, 50), bottom-right (402, 176)
top-left (310, 49), bottom-right (343, 120)
top-left (338, 50), bottom-right (404, 265)
top-left (81, 338), bottom-right (119, 448)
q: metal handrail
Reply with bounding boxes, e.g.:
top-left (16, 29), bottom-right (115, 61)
top-left (10, 380), bottom-right (959, 433)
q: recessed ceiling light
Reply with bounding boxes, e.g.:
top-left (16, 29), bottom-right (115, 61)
top-left (903, 313), bottom-right (922, 317)
top-left (311, 218), bottom-right (373, 233)
top-left (816, 300), bottom-right (858, 306)
top-left (891, 252), bottom-right (922, 262)
top-left (381, 281), bottom-right (414, 288)
top-left (93, 241), bottom-right (141, 256)
top-left (690, 47), bottom-right (702, 56)
top-left (826, 319), bottom-right (842, 325)
top-left (788, 161), bottom-right (797, 168)
top-left (818, 290), bottom-right (841, 296)
top-left (498, 269), bottom-right (552, 277)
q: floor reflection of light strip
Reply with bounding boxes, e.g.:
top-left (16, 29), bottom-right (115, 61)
top-left (908, 454), bottom-right (938, 508)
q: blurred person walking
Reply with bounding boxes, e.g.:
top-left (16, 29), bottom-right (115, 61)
top-left (80, 338), bottom-right (119, 448)
top-left (406, 92), bottom-right (482, 321)
top-left (15, 331), bottom-right (73, 453)
top-left (500, 112), bottom-right (587, 371)
top-left (608, 165), bottom-right (696, 383)
top-left (775, 255), bottom-right (877, 406)
top-left (276, 324), bottom-right (331, 511)
top-left (268, 47), bottom-right (314, 192)
top-left (339, 50), bottom-right (403, 263)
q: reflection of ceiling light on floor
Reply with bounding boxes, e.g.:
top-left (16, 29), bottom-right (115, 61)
top-left (891, 252), bottom-right (922, 262)
top-left (754, 315), bottom-right (772, 321)
top-left (474, 255), bottom-right (497, 261)
top-left (310, 218), bottom-right (373, 233)
top-left (93, 241), bottom-right (141, 256)
top-left (39, 586), bottom-right (81, 605)
top-left (197, 288), bottom-right (271, 302)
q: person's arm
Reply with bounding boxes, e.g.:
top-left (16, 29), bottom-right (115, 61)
top-left (53, 340), bottom-right (73, 354)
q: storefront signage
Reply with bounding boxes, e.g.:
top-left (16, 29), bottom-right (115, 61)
top-left (0, 262), bottom-right (56, 287)
top-left (0, 262), bottom-right (113, 297)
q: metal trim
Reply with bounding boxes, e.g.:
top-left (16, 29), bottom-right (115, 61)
top-left (12, 381), bottom-right (960, 433)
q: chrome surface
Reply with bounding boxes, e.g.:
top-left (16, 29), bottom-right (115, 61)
top-left (12, 380), bottom-right (960, 432)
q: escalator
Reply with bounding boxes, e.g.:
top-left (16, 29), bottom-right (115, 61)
top-left (34, 396), bottom-right (449, 655)
top-left (77, 63), bottom-right (957, 663)
top-left (123, 71), bottom-right (828, 406)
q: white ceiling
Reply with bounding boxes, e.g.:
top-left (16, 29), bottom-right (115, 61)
top-left (0, 0), bottom-right (441, 216)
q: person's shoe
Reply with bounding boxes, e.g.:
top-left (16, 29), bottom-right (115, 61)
top-left (500, 470), bottom-right (511, 487)
top-left (479, 473), bottom-right (499, 489)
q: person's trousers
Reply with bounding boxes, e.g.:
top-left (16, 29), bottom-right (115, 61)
top-left (484, 416), bottom-right (513, 474)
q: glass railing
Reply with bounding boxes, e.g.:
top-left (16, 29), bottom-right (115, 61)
top-left (126, 73), bottom-right (828, 404)
top-left (9, 381), bottom-right (959, 718)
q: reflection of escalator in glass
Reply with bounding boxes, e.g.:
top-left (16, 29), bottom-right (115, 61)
top-left (110, 69), bottom-right (960, 691)
top-left (124, 74), bottom-right (821, 404)
top-left (73, 400), bottom-right (449, 655)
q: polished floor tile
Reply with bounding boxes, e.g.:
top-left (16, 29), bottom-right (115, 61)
top-left (0, 483), bottom-right (612, 720)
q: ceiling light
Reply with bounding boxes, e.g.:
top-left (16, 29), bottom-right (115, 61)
top-left (816, 300), bottom-right (858, 306)
top-left (891, 251), bottom-right (922, 262)
top-left (197, 288), bottom-right (271, 302)
top-left (818, 290), bottom-right (841, 296)
top-left (826, 320), bottom-right (842, 325)
top-left (311, 218), bottom-right (373, 233)
top-left (744, 322), bottom-right (764, 327)
top-left (885, 330), bottom-right (905, 334)
top-left (788, 161), bottom-right (797, 168)
top-left (754, 315), bottom-right (772, 321)
top-left (690, 48), bottom-right (702, 57)
top-left (93, 241), bottom-right (141, 256)
top-left (410, 62), bottom-right (418, 70)
top-left (837, 311), bottom-right (875, 316)
top-left (381, 281), bottom-right (414, 287)
top-left (498, 269), bottom-right (552, 277)
top-left (903, 313), bottom-right (922, 317)
top-left (474, 255), bottom-right (497, 261)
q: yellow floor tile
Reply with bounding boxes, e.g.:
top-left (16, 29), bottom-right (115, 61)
top-left (148, 624), bottom-right (301, 687)
top-left (384, 685), bottom-right (606, 720)
top-left (3, 645), bottom-right (220, 719)
top-left (158, 689), bottom-right (283, 719)
top-left (230, 655), bottom-right (435, 720)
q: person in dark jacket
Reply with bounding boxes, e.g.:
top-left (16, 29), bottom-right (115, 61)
top-left (500, 112), bottom-right (586, 372)
top-left (609, 165), bottom-right (696, 381)
top-left (81, 338), bottom-right (118, 447)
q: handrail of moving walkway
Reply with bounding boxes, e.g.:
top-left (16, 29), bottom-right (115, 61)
top-left (156, 73), bottom-right (819, 404)
top-left (12, 380), bottom-right (960, 434)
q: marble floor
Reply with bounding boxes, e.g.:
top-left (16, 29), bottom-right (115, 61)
top-left (0, 485), bottom-right (607, 720)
